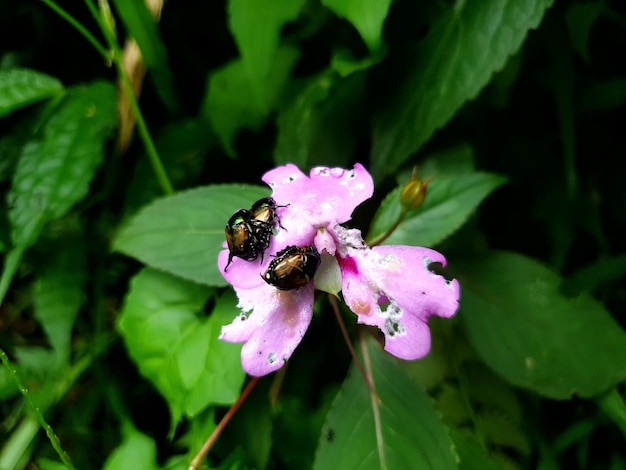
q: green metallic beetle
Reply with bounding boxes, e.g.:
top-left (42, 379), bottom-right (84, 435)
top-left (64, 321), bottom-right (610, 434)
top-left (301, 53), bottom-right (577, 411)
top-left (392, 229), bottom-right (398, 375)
top-left (224, 197), bottom-right (285, 271)
top-left (262, 245), bottom-right (320, 290)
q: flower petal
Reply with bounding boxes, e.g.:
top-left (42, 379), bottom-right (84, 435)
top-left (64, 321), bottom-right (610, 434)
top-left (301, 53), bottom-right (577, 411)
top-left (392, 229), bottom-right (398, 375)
top-left (262, 163), bottom-right (373, 227)
top-left (220, 283), bottom-right (314, 376)
top-left (340, 243), bottom-right (459, 360)
top-left (367, 245), bottom-right (460, 321)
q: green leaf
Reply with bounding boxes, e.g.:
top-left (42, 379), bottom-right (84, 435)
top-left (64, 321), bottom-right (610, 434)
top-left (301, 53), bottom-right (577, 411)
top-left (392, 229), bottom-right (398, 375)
top-left (228, 0), bottom-right (306, 105)
top-left (581, 78), bottom-right (626, 112)
top-left (458, 251), bottom-right (626, 399)
top-left (562, 254), bottom-right (626, 297)
top-left (313, 336), bottom-right (457, 470)
top-left (111, 0), bottom-right (178, 112)
top-left (114, 184), bottom-right (270, 286)
top-left (322, 0), bottom-right (392, 52)
top-left (565, 1), bottom-right (606, 64)
top-left (274, 71), bottom-right (364, 168)
top-left (118, 268), bottom-right (246, 423)
top-left (368, 171), bottom-right (506, 247)
top-left (201, 46), bottom-right (300, 156)
top-left (449, 429), bottom-right (500, 470)
top-left (35, 458), bottom-right (72, 470)
top-left (123, 118), bottom-right (215, 217)
top-left (102, 423), bottom-right (158, 470)
top-left (7, 81), bottom-right (117, 249)
top-left (371, 0), bottom-right (554, 179)
top-left (330, 46), bottom-right (386, 77)
top-left (0, 68), bottom-right (64, 118)
top-left (32, 238), bottom-right (86, 365)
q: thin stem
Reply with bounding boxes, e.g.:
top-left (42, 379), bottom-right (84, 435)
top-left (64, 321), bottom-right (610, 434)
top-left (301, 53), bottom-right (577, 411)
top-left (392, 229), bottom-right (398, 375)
top-left (0, 246), bottom-right (24, 308)
top-left (367, 207), bottom-right (409, 247)
top-left (0, 348), bottom-right (76, 469)
top-left (39, 0), bottom-right (110, 60)
top-left (188, 377), bottom-right (260, 470)
top-left (359, 333), bottom-right (386, 470)
top-left (83, 0), bottom-right (174, 195)
top-left (328, 295), bottom-right (380, 403)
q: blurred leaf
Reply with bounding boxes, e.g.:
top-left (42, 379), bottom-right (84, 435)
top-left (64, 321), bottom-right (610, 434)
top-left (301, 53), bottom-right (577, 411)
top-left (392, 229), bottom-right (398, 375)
top-left (0, 134), bottom-right (22, 184)
top-left (102, 423), bottom-right (158, 470)
top-left (114, 184), bottom-right (270, 286)
top-left (274, 71), bottom-right (364, 168)
top-left (0, 367), bottom-right (20, 400)
top-left (7, 81), bottom-right (117, 249)
top-left (416, 143), bottom-right (477, 177)
top-left (0, 68), bottom-right (63, 118)
top-left (118, 268), bottom-right (246, 423)
top-left (449, 429), bottom-right (500, 470)
top-left (368, 171), bottom-right (506, 247)
top-left (111, 0), bottom-right (178, 112)
top-left (405, 319), bottom-right (530, 461)
top-left (330, 46), bottom-right (386, 77)
top-left (565, 1), bottom-right (606, 64)
top-left (124, 118), bottom-right (214, 217)
top-left (562, 254), bottom-right (626, 297)
top-left (228, 0), bottom-right (305, 105)
top-left (322, 0), bottom-right (392, 52)
top-left (35, 458), bottom-right (71, 470)
top-left (458, 251), bottom-right (626, 399)
top-left (313, 336), bottom-right (457, 470)
top-left (202, 46), bottom-right (300, 156)
top-left (371, 0), bottom-right (554, 179)
top-left (581, 78), bottom-right (626, 112)
top-left (597, 388), bottom-right (626, 439)
top-left (32, 237), bottom-right (86, 365)
top-left (176, 408), bottom-right (215, 468)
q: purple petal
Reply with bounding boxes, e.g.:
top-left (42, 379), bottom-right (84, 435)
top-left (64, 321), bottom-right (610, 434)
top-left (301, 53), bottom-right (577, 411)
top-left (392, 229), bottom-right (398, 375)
top-left (262, 163), bottom-right (373, 227)
top-left (220, 283), bottom-right (315, 376)
top-left (339, 245), bottom-right (459, 360)
top-left (368, 245), bottom-right (459, 321)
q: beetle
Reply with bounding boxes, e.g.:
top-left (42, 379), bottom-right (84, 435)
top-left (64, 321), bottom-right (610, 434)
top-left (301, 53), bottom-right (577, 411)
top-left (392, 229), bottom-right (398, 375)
top-left (250, 197), bottom-right (287, 229)
top-left (262, 245), bottom-right (321, 290)
top-left (224, 197), bottom-right (287, 271)
top-left (224, 209), bottom-right (262, 271)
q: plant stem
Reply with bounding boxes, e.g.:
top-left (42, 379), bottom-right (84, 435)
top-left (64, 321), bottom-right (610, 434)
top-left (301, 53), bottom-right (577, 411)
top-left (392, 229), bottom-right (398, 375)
top-left (39, 0), bottom-right (111, 60)
top-left (367, 207), bottom-right (408, 247)
top-left (329, 295), bottom-right (380, 403)
top-left (360, 334), bottom-right (386, 470)
top-left (0, 348), bottom-right (76, 469)
top-left (188, 377), bottom-right (260, 470)
top-left (82, 0), bottom-right (174, 195)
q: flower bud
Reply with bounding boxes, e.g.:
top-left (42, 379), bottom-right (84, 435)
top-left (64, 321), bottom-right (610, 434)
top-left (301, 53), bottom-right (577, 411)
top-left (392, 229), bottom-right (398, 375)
top-left (400, 169), bottom-right (431, 210)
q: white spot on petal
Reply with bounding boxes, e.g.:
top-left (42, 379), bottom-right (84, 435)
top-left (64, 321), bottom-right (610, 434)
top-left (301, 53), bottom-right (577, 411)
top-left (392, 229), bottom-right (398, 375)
top-left (384, 318), bottom-right (406, 337)
top-left (268, 352), bottom-right (278, 364)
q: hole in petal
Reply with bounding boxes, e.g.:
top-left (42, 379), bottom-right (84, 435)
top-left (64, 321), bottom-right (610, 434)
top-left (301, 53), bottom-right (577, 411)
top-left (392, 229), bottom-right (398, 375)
top-left (377, 295), bottom-right (402, 317)
top-left (426, 259), bottom-right (456, 283)
top-left (267, 352), bottom-right (277, 364)
top-left (384, 318), bottom-right (406, 337)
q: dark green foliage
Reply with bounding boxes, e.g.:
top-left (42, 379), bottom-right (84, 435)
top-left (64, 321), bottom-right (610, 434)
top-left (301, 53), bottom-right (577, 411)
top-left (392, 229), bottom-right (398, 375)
top-left (1, 1), bottom-right (625, 469)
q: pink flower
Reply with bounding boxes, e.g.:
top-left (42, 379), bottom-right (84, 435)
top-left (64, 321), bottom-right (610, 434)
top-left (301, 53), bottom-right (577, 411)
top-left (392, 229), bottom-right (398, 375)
top-left (218, 164), bottom-right (460, 376)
